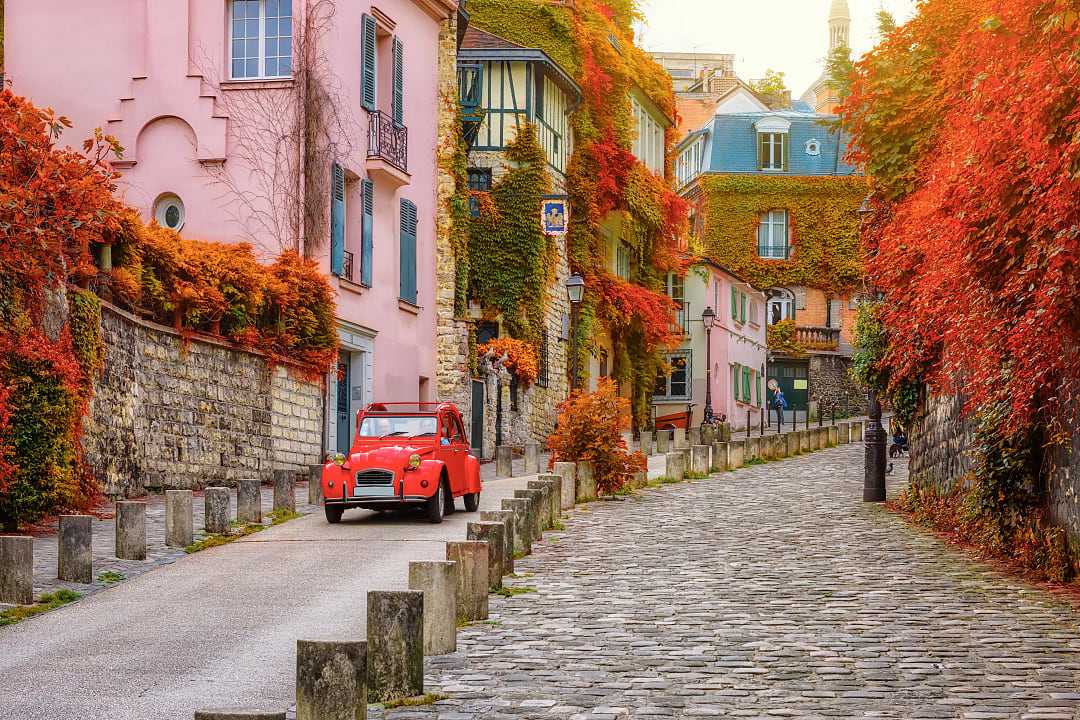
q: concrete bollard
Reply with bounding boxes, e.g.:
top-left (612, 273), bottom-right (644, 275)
top-left (115, 501), bottom-right (146, 561)
top-left (745, 437), bottom-right (760, 462)
top-left (408, 561), bottom-right (457, 656)
top-left (166, 489), bottom-right (194, 548)
top-left (204, 487), bottom-right (231, 535)
top-left (711, 443), bottom-right (729, 472)
top-left (688, 427), bottom-right (701, 448)
top-left (838, 422), bottom-right (851, 445)
top-left (816, 427), bottom-right (827, 450)
top-left (664, 452), bottom-right (685, 482)
top-left (366, 590), bottom-right (424, 703)
top-left (0, 536), bottom-right (33, 605)
top-left (553, 462), bottom-right (576, 510)
top-left (851, 420), bottom-right (865, 442)
top-left (514, 488), bottom-right (545, 541)
top-left (702, 424), bottom-right (718, 446)
top-left (446, 541), bottom-right (489, 622)
top-left (527, 480), bottom-right (555, 529)
top-left (523, 442), bottom-right (540, 475)
top-left (58, 515), bottom-right (92, 583)
top-left (296, 639), bottom-right (366, 720)
top-left (620, 431), bottom-right (634, 451)
top-left (772, 434), bottom-right (788, 459)
top-left (786, 431), bottom-right (800, 457)
top-left (575, 461), bottom-right (597, 502)
top-left (719, 423), bottom-right (732, 442)
top-left (798, 430), bottom-right (810, 454)
top-left (655, 429), bottom-right (671, 454)
top-left (501, 498), bottom-right (532, 556)
top-left (272, 469), bottom-right (295, 513)
top-left (639, 430), bottom-right (654, 456)
top-left (673, 428), bottom-right (687, 450)
top-left (535, 474), bottom-right (562, 524)
top-left (308, 464), bottom-right (324, 505)
top-left (480, 510), bottom-right (515, 574)
top-left (195, 711), bottom-right (287, 720)
top-left (467, 522), bottom-right (505, 590)
top-left (236, 479), bottom-right (262, 524)
top-left (495, 445), bottom-right (513, 478)
top-left (828, 425), bottom-right (839, 447)
top-left (728, 440), bottom-right (746, 469)
top-left (631, 471), bottom-right (647, 489)
top-left (690, 445), bottom-right (710, 475)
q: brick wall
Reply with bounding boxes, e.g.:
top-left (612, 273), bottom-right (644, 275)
top-left (84, 303), bottom-right (323, 497)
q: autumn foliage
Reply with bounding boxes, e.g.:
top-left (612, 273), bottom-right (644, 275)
top-left (477, 337), bottom-right (540, 386)
top-left (547, 378), bottom-right (646, 495)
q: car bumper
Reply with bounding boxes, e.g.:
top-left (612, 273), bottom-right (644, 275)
top-left (325, 495), bottom-right (430, 508)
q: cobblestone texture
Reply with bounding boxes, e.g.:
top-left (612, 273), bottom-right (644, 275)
top-left (375, 445), bottom-right (1080, 720)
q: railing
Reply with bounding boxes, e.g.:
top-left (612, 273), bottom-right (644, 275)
top-left (757, 244), bottom-right (792, 260)
top-left (670, 302), bottom-right (691, 338)
top-left (796, 326), bottom-right (840, 351)
top-left (367, 110), bottom-right (408, 173)
top-left (343, 250), bottom-right (355, 282)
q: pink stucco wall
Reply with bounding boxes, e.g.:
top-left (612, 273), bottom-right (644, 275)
top-left (5, 0), bottom-right (451, 410)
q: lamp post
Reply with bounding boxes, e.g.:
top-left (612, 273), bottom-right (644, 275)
top-left (566, 273), bottom-right (585, 392)
top-left (858, 195), bottom-right (887, 502)
top-left (701, 306), bottom-right (716, 425)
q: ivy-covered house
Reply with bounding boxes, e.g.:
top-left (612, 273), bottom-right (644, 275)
top-left (674, 90), bottom-right (869, 417)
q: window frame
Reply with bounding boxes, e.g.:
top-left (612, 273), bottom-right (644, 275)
top-left (615, 241), bottom-right (632, 281)
top-left (228, 0), bottom-right (293, 81)
top-left (758, 209), bottom-right (790, 260)
top-left (759, 131), bottom-right (786, 171)
top-left (654, 351), bottom-right (692, 401)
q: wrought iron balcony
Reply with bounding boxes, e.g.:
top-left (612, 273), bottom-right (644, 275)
top-left (671, 302), bottom-right (691, 338)
top-left (367, 110), bottom-right (408, 174)
top-left (796, 326), bottom-right (840, 351)
top-left (757, 244), bottom-right (793, 260)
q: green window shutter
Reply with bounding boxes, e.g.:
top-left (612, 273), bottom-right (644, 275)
top-left (731, 285), bottom-right (738, 320)
top-left (740, 293), bottom-right (747, 324)
top-left (399, 199), bottom-right (418, 304)
top-left (361, 178), bottom-right (374, 286)
top-left (742, 367), bottom-right (751, 403)
top-left (732, 364), bottom-right (739, 402)
top-left (330, 163), bottom-right (345, 276)
top-left (782, 133), bottom-right (790, 172)
top-left (755, 374), bottom-right (761, 407)
top-left (392, 36), bottom-right (404, 126)
top-left (361, 14), bottom-right (377, 111)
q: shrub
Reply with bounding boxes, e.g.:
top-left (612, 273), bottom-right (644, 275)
top-left (546, 378), bottom-right (646, 495)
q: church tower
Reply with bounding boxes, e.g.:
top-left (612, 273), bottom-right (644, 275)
top-left (829, 0), bottom-right (851, 51)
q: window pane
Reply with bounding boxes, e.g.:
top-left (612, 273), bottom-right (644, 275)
top-left (264, 58), bottom-right (278, 77)
top-left (266, 0), bottom-right (278, 14)
top-left (278, 56), bottom-right (291, 76)
top-left (246, 18), bottom-right (259, 37)
top-left (232, 59), bottom-right (246, 77)
top-left (246, 59), bottom-right (259, 77)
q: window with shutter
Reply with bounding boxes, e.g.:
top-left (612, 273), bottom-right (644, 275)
top-left (330, 163), bottom-right (345, 276)
top-left (740, 293), bottom-right (747, 324)
top-left (361, 14), bottom-right (377, 111)
top-left (392, 36), bottom-right (404, 126)
top-left (742, 366), bottom-right (751, 403)
top-left (399, 199), bottom-right (418, 304)
top-left (730, 285), bottom-right (738, 320)
top-left (361, 178), bottom-right (374, 286)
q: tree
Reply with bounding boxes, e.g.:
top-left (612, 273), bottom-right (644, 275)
top-left (749, 69), bottom-right (788, 97)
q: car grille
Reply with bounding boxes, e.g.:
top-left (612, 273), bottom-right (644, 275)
top-left (356, 469), bottom-right (395, 487)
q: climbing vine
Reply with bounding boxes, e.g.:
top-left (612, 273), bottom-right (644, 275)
top-left (477, 337), bottom-right (540, 386)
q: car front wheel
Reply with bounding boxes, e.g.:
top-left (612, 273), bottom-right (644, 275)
top-left (464, 492), bottom-right (480, 512)
top-left (325, 505), bottom-right (344, 524)
top-left (426, 482), bottom-right (445, 524)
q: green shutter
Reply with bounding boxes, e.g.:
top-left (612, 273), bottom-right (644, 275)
top-left (732, 364), bottom-right (739, 402)
top-left (740, 293), bottom-right (747, 324)
top-left (361, 14), bottom-right (377, 111)
top-left (392, 36), bottom-right (404, 126)
top-left (742, 367), bottom-right (751, 403)
top-left (399, 199), bottom-right (418, 304)
top-left (754, 374), bottom-right (761, 407)
top-left (361, 178), bottom-right (374, 286)
top-left (330, 163), bottom-right (345, 276)
top-left (731, 285), bottom-right (738, 320)
top-left (782, 133), bottom-right (790, 172)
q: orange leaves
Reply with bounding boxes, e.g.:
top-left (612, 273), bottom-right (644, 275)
top-left (592, 272), bottom-right (680, 351)
top-left (477, 337), bottom-right (540, 386)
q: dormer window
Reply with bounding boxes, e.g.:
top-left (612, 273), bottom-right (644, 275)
top-left (754, 115), bottom-right (792, 172)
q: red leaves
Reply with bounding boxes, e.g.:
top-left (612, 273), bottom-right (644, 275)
top-left (593, 272), bottom-right (680, 351)
top-left (477, 338), bottom-right (540, 386)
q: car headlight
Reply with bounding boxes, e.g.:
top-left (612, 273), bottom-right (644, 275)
top-left (407, 453), bottom-right (422, 470)
top-left (334, 452), bottom-right (347, 466)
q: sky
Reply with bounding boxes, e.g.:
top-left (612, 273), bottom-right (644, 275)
top-left (636, 0), bottom-right (918, 99)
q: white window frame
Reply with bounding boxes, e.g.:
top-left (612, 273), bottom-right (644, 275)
top-left (758, 210), bottom-right (790, 259)
top-left (615, 242), bottom-right (632, 281)
top-left (760, 132), bottom-right (785, 171)
top-left (229, 0), bottom-right (293, 81)
top-left (654, 351), bottom-right (692, 401)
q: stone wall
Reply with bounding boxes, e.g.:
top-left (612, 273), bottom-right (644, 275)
top-left (809, 354), bottom-right (863, 417)
top-left (84, 303), bottom-right (323, 498)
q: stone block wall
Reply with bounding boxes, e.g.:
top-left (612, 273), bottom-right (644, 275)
top-left (84, 303), bottom-right (323, 498)
top-left (908, 392), bottom-right (975, 493)
top-left (809, 354), bottom-right (863, 417)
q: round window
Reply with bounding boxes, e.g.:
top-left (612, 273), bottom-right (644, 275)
top-left (154, 194), bottom-right (185, 231)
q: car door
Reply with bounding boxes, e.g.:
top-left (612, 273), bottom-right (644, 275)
top-left (439, 413), bottom-right (466, 494)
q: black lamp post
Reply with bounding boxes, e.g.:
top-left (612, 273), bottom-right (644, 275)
top-left (858, 195), bottom-right (887, 502)
top-left (566, 273), bottom-right (585, 392)
top-left (701, 306), bottom-right (716, 424)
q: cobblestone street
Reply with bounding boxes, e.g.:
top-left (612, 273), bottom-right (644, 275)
top-left (386, 444), bottom-right (1080, 720)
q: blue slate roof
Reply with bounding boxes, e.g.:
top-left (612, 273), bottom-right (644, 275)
top-left (689, 111), bottom-right (859, 177)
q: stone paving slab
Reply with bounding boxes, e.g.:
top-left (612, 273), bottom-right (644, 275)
top-left (373, 445), bottom-right (1080, 720)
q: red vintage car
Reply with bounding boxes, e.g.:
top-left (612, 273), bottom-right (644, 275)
top-left (320, 402), bottom-right (482, 524)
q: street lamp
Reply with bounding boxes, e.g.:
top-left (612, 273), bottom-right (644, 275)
top-left (701, 306), bottom-right (716, 424)
top-left (857, 194), bottom-right (887, 502)
top-left (566, 273), bottom-right (585, 391)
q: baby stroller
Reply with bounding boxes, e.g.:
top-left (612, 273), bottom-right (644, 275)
top-left (889, 419), bottom-right (909, 458)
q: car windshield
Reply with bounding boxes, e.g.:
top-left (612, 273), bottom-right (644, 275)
top-left (358, 415), bottom-right (438, 439)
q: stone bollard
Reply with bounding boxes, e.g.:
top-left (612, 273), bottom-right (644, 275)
top-left (838, 422), bottom-right (851, 445)
top-left (366, 590), bottom-right (424, 703)
top-left (296, 639), bottom-right (366, 720)
top-left (236, 479), bottom-right (262, 524)
top-left (195, 711), bottom-right (287, 720)
top-left (798, 430), bottom-right (810, 454)
top-left (480, 510), bottom-right (515, 574)
top-left (514, 489), bottom-right (545, 541)
top-left (204, 487), bottom-right (231, 535)
top-left (631, 471), bottom-right (647, 489)
top-left (673, 428), bottom-right (687, 450)
top-left (746, 437), bottom-right (761, 462)
top-left (816, 427), bottom-right (827, 450)
top-left (501, 498), bottom-right (532, 556)
top-left (0, 536), bottom-right (33, 605)
top-left (828, 425), bottom-right (839, 447)
top-left (575, 461), bottom-right (597, 502)
top-left (308, 464), bottom-right (324, 505)
top-left (711, 443), bottom-right (729, 473)
top-left (115, 501), bottom-right (146, 561)
top-left (728, 440), bottom-right (746, 469)
top-left (691, 445), bottom-right (710, 475)
top-left (446, 541), bottom-right (489, 622)
top-left (467, 522), bottom-right (505, 590)
top-left (408, 561), bottom-right (457, 656)
top-left (655, 429), bottom-right (671, 454)
top-left (527, 480), bottom-right (555, 529)
top-left (720, 423), bottom-right (732, 442)
top-left (166, 490), bottom-right (194, 548)
top-left (620, 431), bottom-right (634, 451)
top-left (639, 430), bottom-right (654, 456)
top-left (851, 420), bottom-right (865, 442)
top-left (552, 462), bottom-right (577, 510)
top-left (58, 515), bottom-right (92, 583)
top-left (495, 445), bottom-right (513, 478)
top-left (523, 442), bottom-right (540, 475)
top-left (272, 470), bottom-right (295, 513)
top-left (702, 424), bottom-right (718, 446)
top-left (535, 475), bottom-right (562, 524)
top-left (786, 432), bottom-right (800, 457)
top-left (772, 434), bottom-right (788, 459)
top-left (688, 427), bottom-right (701, 448)
top-left (664, 452), bottom-right (685, 482)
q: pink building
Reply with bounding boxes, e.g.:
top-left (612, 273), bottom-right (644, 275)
top-left (4, 0), bottom-right (462, 454)
top-left (653, 261), bottom-right (768, 432)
